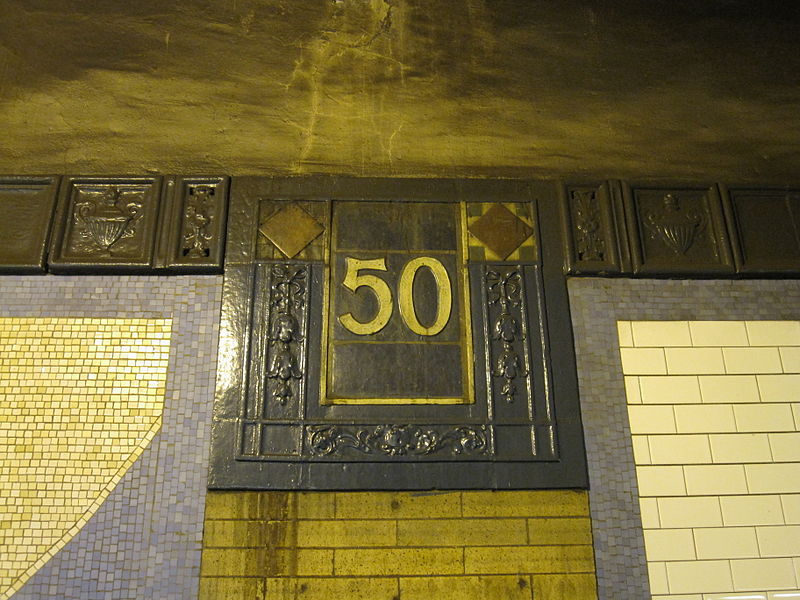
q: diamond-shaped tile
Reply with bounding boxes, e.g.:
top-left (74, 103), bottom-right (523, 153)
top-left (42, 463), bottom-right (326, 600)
top-left (259, 203), bottom-right (324, 258)
top-left (468, 203), bottom-right (533, 260)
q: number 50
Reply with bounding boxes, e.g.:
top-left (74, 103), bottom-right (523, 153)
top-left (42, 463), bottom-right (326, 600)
top-left (338, 256), bottom-right (452, 336)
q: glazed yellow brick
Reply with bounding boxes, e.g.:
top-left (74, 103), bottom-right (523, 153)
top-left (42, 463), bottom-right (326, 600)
top-left (399, 575), bottom-right (533, 600)
top-left (397, 518), bottom-right (527, 547)
top-left (265, 577), bottom-right (398, 600)
top-left (295, 492), bottom-right (335, 519)
top-left (528, 517), bottom-right (593, 545)
top-left (461, 490), bottom-right (589, 518)
top-left (204, 491), bottom-right (299, 521)
top-left (335, 491), bottom-right (461, 519)
top-left (203, 520), bottom-right (293, 548)
top-left (198, 577), bottom-right (265, 600)
top-left (296, 519), bottom-right (396, 547)
top-left (533, 573), bottom-right (598, 599)
top-left (201, 547), bottom-right (333, 577)
top-left (334, 547), bottom-right (463, 576)
top-left (464, 545), bottom-right (595, 574)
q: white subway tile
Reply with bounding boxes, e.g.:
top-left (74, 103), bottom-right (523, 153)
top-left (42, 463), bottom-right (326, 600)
top-left (730, 558), bottom-right (797, 591)
top-left (632, 435), bottom-right (652, 464)
top-left (675, 404), bottom-right (737, 434)
top-left (637, 465), bottom-right (687, 496)
top-left (756, 525), bottom-right (800, 557)
top-left (745, 464), bottom-right (800, 494)
top-left (693, 527), bottom-right (759, 560)
top-left (780, 347), bottom-right (800, 373)
top-left (768, 591), bottom-right (800, 600)
top-left (621, 347), bottom-right (668, 374)
top-left (710, 434), bottom-right (773, 464)
top-left (643, 528), bottom-right (696, 561)
top-left (649, 434), bottom-right (712, 464)
top-left (734, 404), bottom-right (796, 433)
top-left (649, 561), bottom-right (670, 595)
top-left (640, 497), bottom-right (661, 528)
top-left (700, 375), bottom-right (761, 403)
top-left (757, 375), bottom-right (800, 403)
top-left (659, 497), bottom-right (723, 528)
top-left (768, 433), bottom-right (800, 462)
top-left (706, 593), bottom-right (767, 600)
top-left (618, 321), bottom-right (634, 347)
top-left (746, 321), bottom-right (800, 347)
top-left (666, 560), bottom-right (734, 594)
top-left (684, 465), bottom-right (748, 496)
top-left (625, 376), bottom-right (642, 403)
top-left (629, 405), bottom-right (677, 434)
top-left (721, 495), bottom-right (785, 526)
top-left (633, 320), bottom-right (692, 347)
top-left (641, 375), bottom-right (702, 404)
top-left (724, 348), bottom-right (784, 375)
top-left (781, 495), bottom-right (800, 524)
top-left (690, 320), bottom-right (749, 347)
top-left (667, 348), bottom-right (726, 375)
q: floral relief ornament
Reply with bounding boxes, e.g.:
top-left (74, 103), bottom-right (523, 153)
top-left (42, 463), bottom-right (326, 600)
top-left (487, 269), bottom-right (528, 403)
top-left (266, 264), bottom-right (307, 404)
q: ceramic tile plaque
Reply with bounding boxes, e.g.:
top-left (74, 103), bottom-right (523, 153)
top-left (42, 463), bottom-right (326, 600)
top-left (210, 177), bottom-right (587, 490)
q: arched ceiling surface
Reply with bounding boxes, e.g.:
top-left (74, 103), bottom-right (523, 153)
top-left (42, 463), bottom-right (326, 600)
top-left (1, 0), bottom-right (798, 181)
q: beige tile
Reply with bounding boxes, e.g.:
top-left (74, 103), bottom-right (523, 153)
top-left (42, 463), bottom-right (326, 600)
top-left (768, 433), bottom-right (800, 462)
top-left (636, 466), bottom-right (687, 496)
top-left (666, 560), bottom-right (733, 594)
top-left (710, 433), bottom-right (773, 464)
top-left (640, 498), bottom-right (660, 528)
top-left (758, 375), bottom-right (800, 403)
top-left (625, 376), bottom-right (642, 404)
top-left (780, 347), bottom-right (800, 373)
top-left (699, 375), bottom-right (761, 403)
top-left (734, 404), bottom-right (796, 433)
top-left (794, 404), bottom-right (800, 430)
top-left (781, 495), bottom-right (800, 524)
top-left (693, 526), bottom-right (759, 560)
top-left (632, 435), bottom-right (652, 464)
top-left (730, 557), bottom-right (797, 591)
top-left (649, 434), bottom-right (712, 465)
top-left (745, 463), bottom-right (800, 494)
top-left (756, 525), bottom-right (800, 557)
top-left (675, 404), bottom-right (737, 434)
top-left (746, 321), bottom-right (800, 346)
top-left (621, 347), bottom-right (667, 375)
top-left (721, 495), bottom-right (785, 526)
top-left (648, 561), bottom-right (669, 596)
top-left (658, 497), bottom-right (722, 528)
top-left (795, 560), bottom-right (800, 593)
top-left (628, 405), bottom-right (677, 434)
top-left (640, 376), bottom-right (702, 404)
top-left (724, 348), bottom-right (784, 374)
top-left (684, 464), bottom-right (748, 496)
top-left (617, 321), bottom-right (634, 347)
top-left (632, 321), bottom-right (692, 347)
top-left (643, 528), bottom-right (696, 561)
top-left (690, 320), bottom-right (749, 347)
top-left (666, 347), bottom-right (726, 375)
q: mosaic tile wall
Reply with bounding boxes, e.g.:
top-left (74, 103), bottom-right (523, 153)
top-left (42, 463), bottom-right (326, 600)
top-left (568, 279), bottom-right (800, 600)
top-left (620, 320), bottom-right (800, 599)
top-left (0, 275), bottom-right (221, 600)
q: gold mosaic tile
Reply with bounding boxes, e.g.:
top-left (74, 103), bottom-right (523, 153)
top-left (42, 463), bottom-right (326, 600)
top-left (0, 318), bottom-right (172, 600)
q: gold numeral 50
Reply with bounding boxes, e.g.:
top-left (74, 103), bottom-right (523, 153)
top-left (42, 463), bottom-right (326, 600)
top-left (338, 256), bottom-right (452, 336)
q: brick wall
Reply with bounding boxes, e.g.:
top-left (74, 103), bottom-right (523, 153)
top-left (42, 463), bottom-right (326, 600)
top-left (199, 490), bottom-right (598, 599)
top-left (620, 320), bottom-right (800, 599)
